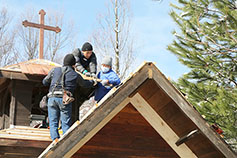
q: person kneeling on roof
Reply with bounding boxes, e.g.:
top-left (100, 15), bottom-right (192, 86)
top-left (42, 54), bottom-right (97, 143)
top-left (72, 42), bottom-right (97, 77)
top-left (94, 56), bottom-right (121, 102)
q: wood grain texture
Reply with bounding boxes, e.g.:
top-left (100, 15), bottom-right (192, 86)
top-left (39, 63), bottom-right (151, 158)
top-left (38, 62), bottom-right (236, 158)
top-left (150, 65), bottom-right (235, 158)
top-left (73, 104), bottom-right (179, 158)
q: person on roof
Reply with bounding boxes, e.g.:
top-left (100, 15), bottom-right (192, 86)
top-left (42, 54), bottom-right (97, 143)
top-left (72, 42), bottom-right (97, 77)
top-left (94, 56), bottom-right (121, 102)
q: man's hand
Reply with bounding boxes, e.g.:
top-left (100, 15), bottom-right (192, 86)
top-left (92, 79), bottom-right (98, 86)
top-left (101, 80), bottom-right (109, 86)
top-left (84, 72), bottom-right (91, 77)
top-left (91, 73), bottom-right (97, 78)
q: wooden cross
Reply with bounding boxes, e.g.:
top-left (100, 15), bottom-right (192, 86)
top-left (22, 9), bottom-right (61, 59)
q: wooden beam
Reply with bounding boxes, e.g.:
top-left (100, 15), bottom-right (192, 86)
top-left (0, 70), bottom-right (44, 82)
top-left (130, 93), bottom-right (198, 158)
top-left (0, 87), bottom-right (10, 129)
top-left (0, 79), bottom-right (10, 94)
top-left (22, 21), bottom-right (61, 33)
top-left (151, 66), bottom-right (237, 158)
top-left (0, 138), bottom-right (50, 148)
top-left (9, 81), bottom-right (16, 127)
top-left (0, 146), bottom-right (44, 158)
top-left (0, 78), bottom-right (7, 85)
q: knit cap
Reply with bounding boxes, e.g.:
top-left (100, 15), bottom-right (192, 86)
top-left (81, 42), bottom-right (93, 51)
top-left (63, 54), bottom-right (76, 66)
top-left (101, 56), bottom-right (112, 67)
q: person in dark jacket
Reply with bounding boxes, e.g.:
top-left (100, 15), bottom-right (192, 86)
top-left (72, 42), bottom-right (97, 77)
top-left (42, 54), bottom-right (96, 143)
top-left (94, 56), bottom-right (120, 102)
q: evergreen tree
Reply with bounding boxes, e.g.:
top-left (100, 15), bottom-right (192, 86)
top-left (168, 0), bottom-right (237, 150)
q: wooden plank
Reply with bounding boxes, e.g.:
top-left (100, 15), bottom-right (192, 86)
top-left (185, 133), bottom-right (224, 158)
top-left (141, 86), bottom-right (171, 111)
top-left (22, 20), bottom-right (61, 33)
top-left (0, 92), bottom-right (3, 129)
top-left (0, 78), bottom-right (7, 85)
top-left (13, 80), bottom-right (33, 126)
top-left (0, 70), bottom-right (44, 82)
top-left (0, 84), bottom-right (10, 129)
top-left (106, 105), bottom-right (150, 126)
top-left (73, 145), bottom-right (179, 158)
top-left (0, 78), bottom-right (10, 94)
top-left (130, 93), bottom-right (198, 158)
top-left (0, 138), bottom-right (50, 148)
top-left (0, 146), bottom-right (44, 158)
top-left (157, 101), bottom-right (197, 137)
top-left (39, 63), bottom-right (151, 158)
top-left (130, 79), bottom-right (159, 99)
top-left (73, 104), bottom-right (179, 158)
top-left (5, 126), bottom-right (49, 132)
top-left (0, 130), bottom-right (50, 137)
top-left (47, 98), bottom-right (130, 158)
top-left (0, 133), bottom-right (51, 141)
top-left (9, 81), bottom-right (16, 126)
top-left (151, 66), bottom-right (236, 158)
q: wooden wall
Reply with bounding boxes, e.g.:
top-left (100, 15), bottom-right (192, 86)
top-left (72, 103), bottom-right (179, 158)
top-left (72, 79), bottom-right (225, 158)
top-left (137, 79), bottom-right (224, 158)
top-left (9, 80), bottom-right (34, 126)
top-left (0, 78), bottom-right (11, 129)
top-left (0, 138), bottom-right (50, 158)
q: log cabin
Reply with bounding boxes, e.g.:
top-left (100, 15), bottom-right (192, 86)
top-left (0, 59), bottom-right (93, 157)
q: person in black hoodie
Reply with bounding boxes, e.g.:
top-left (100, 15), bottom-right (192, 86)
top-left (72, 42), bottom-right (97, 77)
top-left (42, 54), bottom-right (96, 143)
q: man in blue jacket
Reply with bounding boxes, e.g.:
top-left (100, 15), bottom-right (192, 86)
top-left (42, 54), bottom-right (96, 143)
top-left (94, 56), bottom-right (121, 102)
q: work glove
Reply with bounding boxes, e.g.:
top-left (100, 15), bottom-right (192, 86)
top-left (92, 79), bottom-right (98, 86)
top-left (84, 72), bottom-right (91, 77)
top-left (91, 73), bottom-right (97, 78)
top-left (101, 80), bottom-right (109, 86)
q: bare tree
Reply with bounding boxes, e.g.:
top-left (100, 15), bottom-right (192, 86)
top-left (90, 0), bottom-right (136, 79)
top-left (44, 10), bottom-right (76, 62)
top-left (0, 7), bottom-right (17, 67)
top-left (16, 8), bottom-right (39, 61)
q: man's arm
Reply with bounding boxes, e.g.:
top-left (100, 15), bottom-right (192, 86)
top-left (76, 74), bottom-right (95, 88)
top-left (72, 48), bottom-right (86, 73)
top-left (107, 72), bottom-right (121, 86)
top-left (42, 68), bottom-right (54, 86)
top-left (89, 52), bottom-right (97, 74)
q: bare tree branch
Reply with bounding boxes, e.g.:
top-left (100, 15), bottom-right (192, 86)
top-left (44, 10), bottom-right (76, 62)
top-left (90, 0), bottom-right (136, 80)
top-left (0, 7), bottom-right (17, 67)
top-left (16, 7), bottom-right (39, 61)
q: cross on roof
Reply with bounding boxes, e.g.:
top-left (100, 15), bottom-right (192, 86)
top-left (22, 9), bottom-right (61, 59)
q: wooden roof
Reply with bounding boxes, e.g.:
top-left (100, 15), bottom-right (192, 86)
top-left (0, 59), bottom-right (60, 82)
top-left (38, 62), bottom-right (236, 158)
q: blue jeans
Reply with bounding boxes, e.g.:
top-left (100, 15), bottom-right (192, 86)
top-left (47, 97), bottom-right (72, 140)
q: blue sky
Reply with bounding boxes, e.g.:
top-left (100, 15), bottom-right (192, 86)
top-left (0, 0), bottom-right (189, 80)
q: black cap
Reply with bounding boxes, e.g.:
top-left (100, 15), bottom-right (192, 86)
top-left (81, 42), bottom-right (93, 51)
top-left (63, 54), bottom-right (76, 66)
